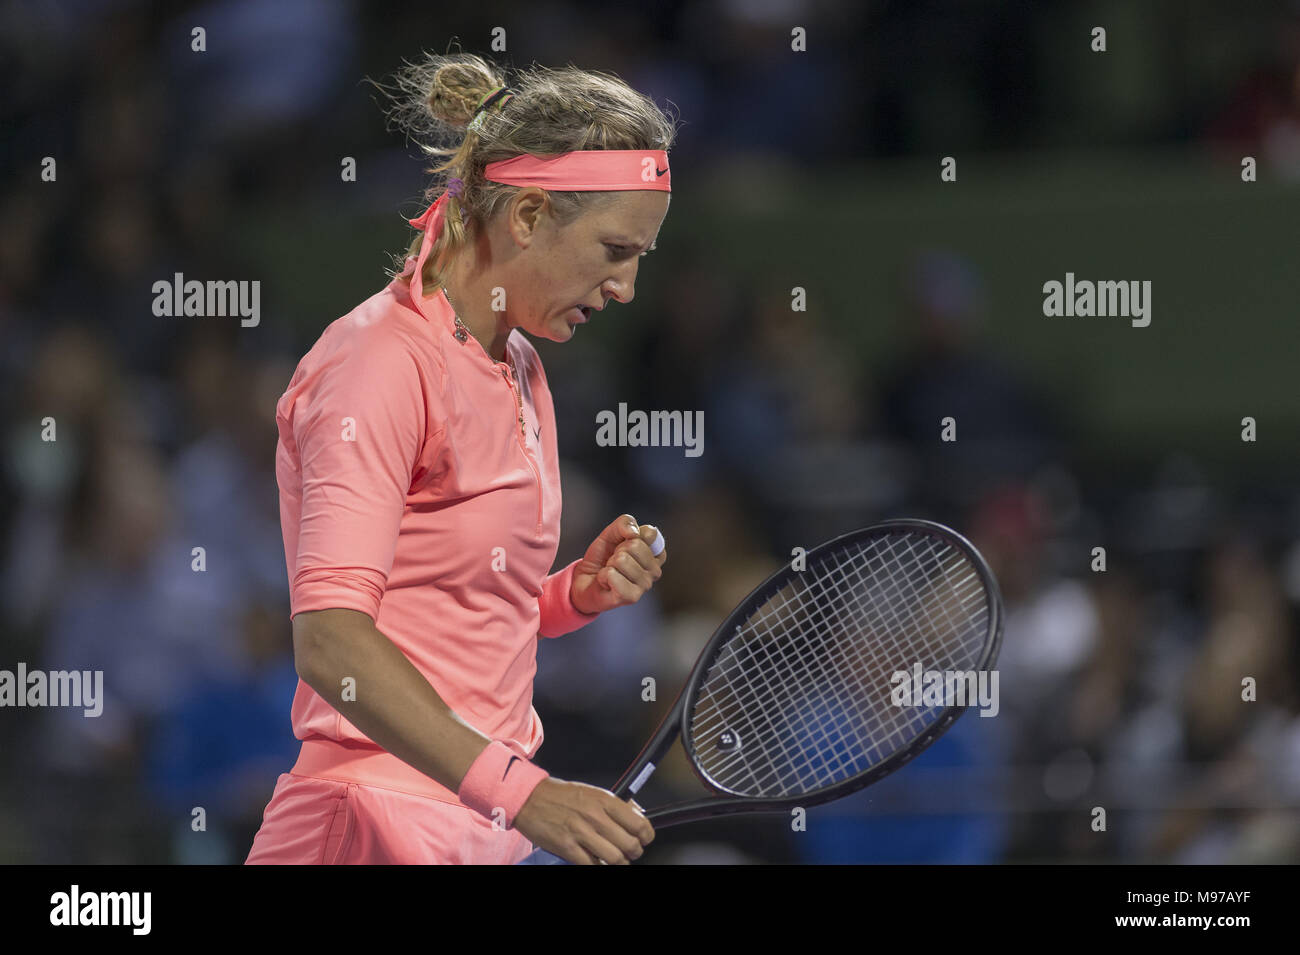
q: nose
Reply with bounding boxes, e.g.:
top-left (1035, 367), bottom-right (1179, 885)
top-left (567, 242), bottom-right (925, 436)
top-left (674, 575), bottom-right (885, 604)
top-left (602, 258), bottom-right (640, 305)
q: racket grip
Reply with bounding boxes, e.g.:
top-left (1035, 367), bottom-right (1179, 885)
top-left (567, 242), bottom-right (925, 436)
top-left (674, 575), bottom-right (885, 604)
top-left (517, 847), bottom-right (570, 865)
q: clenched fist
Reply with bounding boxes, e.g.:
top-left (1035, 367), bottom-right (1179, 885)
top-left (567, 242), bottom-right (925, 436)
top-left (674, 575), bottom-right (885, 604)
top-left (570, 514), bottom-right (666, 615)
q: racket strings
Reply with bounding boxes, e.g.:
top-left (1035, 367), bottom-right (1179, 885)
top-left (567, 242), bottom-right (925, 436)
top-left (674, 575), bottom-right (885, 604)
top-left (689, 531), bottom-right (992, 798)
top-left (694, 538), bottom-right (972, 771)
top-left (695, 550), bottom-right (939, 791)
top-left (692, 542), bottom-right (981, 796)
top-left (742, 536), bottom-right (986, 785)
top-left (712, 540), bottom-right (982, 795)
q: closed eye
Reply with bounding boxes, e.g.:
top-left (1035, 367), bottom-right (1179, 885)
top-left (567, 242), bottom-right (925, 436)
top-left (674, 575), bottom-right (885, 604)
top-left (606, 241), bottom-right (657, 259)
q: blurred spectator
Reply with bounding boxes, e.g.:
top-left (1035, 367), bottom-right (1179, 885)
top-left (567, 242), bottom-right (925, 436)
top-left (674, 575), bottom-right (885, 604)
top-left (878, 251), bottom-right (1062, 513)
top-left (146, 597), bottom-right (299, 865)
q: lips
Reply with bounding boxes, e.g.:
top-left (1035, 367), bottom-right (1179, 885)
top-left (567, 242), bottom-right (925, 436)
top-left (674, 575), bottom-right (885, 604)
top-left (568, 306), bottom-right (590, 324)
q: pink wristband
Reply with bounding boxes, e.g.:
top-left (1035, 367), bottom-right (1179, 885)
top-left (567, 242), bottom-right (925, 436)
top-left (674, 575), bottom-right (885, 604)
top-left (457, 741), bottom-right (549, 828)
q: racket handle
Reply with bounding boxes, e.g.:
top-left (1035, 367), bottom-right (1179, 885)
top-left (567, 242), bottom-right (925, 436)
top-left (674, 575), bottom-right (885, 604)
top-left (517, 847), bottom-right (570, 865)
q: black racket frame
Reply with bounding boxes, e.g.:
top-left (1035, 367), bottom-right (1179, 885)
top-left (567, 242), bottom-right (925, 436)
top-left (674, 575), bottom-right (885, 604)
top-left (611, 518), bottom-right (1005, 828)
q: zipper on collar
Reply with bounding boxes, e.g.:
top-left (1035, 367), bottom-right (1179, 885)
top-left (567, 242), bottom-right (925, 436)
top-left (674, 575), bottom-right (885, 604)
top-left (499, 361), bottom-right (525, 440)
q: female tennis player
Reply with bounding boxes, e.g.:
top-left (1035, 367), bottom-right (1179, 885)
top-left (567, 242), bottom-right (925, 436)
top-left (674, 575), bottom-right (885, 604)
top-left (245, 54), bottom-right (675, 865)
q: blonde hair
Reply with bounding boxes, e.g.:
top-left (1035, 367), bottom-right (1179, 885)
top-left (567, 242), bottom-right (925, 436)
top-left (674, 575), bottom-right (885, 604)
top-left (375, 51), bottom-right (679, 292)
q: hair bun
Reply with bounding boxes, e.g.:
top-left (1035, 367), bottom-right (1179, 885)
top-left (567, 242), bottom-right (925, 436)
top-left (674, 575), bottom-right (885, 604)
top-left (426, 59), bottom-right (506, 127)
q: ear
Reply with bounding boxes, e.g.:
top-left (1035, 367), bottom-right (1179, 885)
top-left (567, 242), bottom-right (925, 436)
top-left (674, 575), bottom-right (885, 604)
top-left (506, 187), bottom-right (552, 249)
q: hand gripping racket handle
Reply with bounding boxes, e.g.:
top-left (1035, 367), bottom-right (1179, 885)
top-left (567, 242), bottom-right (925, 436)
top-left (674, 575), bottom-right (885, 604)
top-left (516, 763), bottom-right (659, 865)
top-left (516, 773), bottom-right (644, 865)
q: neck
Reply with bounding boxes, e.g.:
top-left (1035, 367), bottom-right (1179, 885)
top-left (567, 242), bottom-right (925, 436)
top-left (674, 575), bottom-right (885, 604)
top-left (439, 243), bottom-right (511, 362)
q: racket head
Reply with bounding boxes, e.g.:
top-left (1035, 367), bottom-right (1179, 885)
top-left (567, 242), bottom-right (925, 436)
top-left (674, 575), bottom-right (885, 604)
top-left (673, 518), bottom-right (1003, 817)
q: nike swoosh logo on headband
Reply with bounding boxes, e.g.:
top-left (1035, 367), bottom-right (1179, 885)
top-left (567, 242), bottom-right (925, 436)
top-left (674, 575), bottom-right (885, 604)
top-left (656, 166), bottom-right (668, 176)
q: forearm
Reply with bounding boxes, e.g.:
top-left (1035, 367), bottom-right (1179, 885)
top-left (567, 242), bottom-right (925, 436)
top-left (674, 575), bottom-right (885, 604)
top-left (293, 608), bottom-right (490, 794)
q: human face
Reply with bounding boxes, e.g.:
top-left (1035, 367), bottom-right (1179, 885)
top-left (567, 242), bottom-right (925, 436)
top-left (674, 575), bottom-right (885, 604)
top-left (503, 189), bottom-right (670, 343)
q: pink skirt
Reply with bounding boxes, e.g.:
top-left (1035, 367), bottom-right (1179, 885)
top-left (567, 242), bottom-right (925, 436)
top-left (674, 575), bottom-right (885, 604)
top-left (245, 772), bottom-right (535, 865)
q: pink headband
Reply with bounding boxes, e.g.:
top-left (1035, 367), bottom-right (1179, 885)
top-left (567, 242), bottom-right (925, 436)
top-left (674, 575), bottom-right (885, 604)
top-left (481, 149), bottom-right (671, 192)
top-left (404, 149), bottom-right (670, 321)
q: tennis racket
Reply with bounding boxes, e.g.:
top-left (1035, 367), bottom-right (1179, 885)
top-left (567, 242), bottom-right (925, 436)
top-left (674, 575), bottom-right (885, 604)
top-left (519, 518), bottom-right (1004, 864)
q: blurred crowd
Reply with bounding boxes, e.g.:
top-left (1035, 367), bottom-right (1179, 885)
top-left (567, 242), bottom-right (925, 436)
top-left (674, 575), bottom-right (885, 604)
top-left (2, 0), bottom-right (1299, 863)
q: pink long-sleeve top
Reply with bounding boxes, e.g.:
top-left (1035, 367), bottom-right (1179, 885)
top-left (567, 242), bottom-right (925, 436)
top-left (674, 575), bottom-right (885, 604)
top-left (274, 258), bottom-right (599, 805)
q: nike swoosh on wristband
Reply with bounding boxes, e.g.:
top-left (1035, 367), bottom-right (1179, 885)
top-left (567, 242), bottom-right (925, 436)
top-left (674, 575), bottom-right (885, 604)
top-left (503, 755), bottom-right (521, 780)
top-left (656, 166), bottom-right (667, 176)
